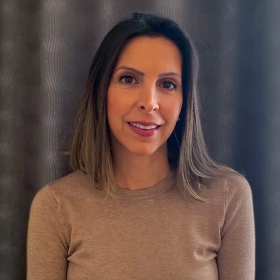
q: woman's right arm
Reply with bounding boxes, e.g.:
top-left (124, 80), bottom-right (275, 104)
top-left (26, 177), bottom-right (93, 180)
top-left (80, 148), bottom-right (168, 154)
top-left (27, 186), bottom-right (68, 280)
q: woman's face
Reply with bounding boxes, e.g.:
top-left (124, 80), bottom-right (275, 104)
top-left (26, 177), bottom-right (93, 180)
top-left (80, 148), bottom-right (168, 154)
top-left (107, 36), bottom-right (182, 157)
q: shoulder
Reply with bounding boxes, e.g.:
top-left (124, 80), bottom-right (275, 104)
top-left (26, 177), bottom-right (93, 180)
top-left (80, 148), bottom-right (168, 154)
top-left (223, 173), bottom-right (252, 203)
top-left (30, 171), bottom-right (103, 232)
top-left (47, 170), bottom-right (92, 192)
top-left (203, 171), bottom-right (251, 197)
top-left (197, 172), bottom-right (254, 232)
top-left (199, 172), bottom-right (253, 212)
top-left (32, 171), bottom-right (97, 207)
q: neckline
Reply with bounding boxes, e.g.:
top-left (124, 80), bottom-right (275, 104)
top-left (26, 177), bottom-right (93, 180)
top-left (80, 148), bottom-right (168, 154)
top-left (113, 171), bottom-right (175, 200)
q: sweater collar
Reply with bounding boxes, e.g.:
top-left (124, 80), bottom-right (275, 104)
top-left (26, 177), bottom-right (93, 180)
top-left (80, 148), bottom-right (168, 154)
top-left (113, 171), bottom-right (175, 200)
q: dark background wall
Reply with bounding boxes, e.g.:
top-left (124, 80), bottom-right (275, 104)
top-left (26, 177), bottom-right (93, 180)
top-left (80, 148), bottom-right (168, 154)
top-left (1, 0), bottom-right (279, 279)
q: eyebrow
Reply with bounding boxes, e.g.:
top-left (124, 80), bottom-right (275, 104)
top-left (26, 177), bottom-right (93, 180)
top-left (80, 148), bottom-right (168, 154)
top-left (115, 66), bottom-right (144, 76)
top-left (114, 66), bottom-right (181, 78)
top-left (158, 72), bottom-right (181, 78)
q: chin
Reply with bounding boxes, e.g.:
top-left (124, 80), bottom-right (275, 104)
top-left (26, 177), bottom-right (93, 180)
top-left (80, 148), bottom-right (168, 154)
top-left (111, 136), bottom-right (167, 158)
top-left (126, 143), bottom-right (167, 157)
top-left (126, 147), bottom-right (157, 157)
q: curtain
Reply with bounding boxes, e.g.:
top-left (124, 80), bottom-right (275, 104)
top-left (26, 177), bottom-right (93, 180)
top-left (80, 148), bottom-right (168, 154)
top-left (1, 0), bottom-right (279, 279)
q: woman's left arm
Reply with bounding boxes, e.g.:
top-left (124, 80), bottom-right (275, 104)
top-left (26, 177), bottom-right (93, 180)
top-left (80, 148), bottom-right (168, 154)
top-left (217, 176), bottom-right (255, 279)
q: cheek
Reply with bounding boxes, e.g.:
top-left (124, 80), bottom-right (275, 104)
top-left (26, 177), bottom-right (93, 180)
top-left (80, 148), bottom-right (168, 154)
top-left (107, 92), bottom-right (122, 118)
top-left (107, 97), bottom-right (116, 118)
top-left (164, 98), bottom-right (182, 123)
top-left (107, 91), bottom-right (132, 122)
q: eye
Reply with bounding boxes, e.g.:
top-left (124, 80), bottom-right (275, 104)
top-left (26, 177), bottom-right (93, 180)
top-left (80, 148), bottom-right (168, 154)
top-left (119, 75), bottom-right (137, 84)
top-left (161, 81), bottom-right (177, 90)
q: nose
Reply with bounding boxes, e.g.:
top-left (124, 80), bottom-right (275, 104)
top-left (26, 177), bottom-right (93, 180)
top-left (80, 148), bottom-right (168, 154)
top-left (138, 85), bottom-right (159, 114)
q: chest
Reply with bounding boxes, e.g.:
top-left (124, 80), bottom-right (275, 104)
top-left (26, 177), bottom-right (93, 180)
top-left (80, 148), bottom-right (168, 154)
top-left (66, 198), bottom-right (222, 279)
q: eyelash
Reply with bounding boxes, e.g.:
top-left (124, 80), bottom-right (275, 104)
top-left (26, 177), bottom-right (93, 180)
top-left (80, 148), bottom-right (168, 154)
top-left (161, 81), bottom-right (177, 90)
top-left (118, 75), bottom-right (177, 90)
top-left (119, 75), bottom-right (137, 84)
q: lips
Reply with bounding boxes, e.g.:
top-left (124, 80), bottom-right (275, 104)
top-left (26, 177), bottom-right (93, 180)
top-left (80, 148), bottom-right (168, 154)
top-left (128, 121), bottom-right (160, 137)
top-left (128, 122), bottom-right (159, 130)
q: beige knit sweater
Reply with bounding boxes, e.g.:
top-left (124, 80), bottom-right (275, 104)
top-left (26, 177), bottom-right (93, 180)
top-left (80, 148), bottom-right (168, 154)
top-left (27, 171), bottom-right (255, 279)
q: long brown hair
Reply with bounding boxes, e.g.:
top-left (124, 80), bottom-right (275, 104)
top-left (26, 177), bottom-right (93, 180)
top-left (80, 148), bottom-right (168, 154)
top-left (69, 13), bottom-right (236, 200)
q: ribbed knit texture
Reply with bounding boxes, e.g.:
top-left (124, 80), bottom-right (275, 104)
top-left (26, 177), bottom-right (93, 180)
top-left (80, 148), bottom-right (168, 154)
top-left (27, 171), bottom-right (255, 279)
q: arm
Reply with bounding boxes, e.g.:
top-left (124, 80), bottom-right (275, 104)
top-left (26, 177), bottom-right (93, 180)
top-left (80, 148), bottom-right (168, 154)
top-left (27, 186), bottom-right (68, 280)
top-left (217, 177), bottom-right (255, 279)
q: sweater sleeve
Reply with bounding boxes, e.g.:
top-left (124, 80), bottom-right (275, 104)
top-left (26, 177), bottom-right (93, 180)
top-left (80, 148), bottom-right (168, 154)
top-left (27, 185), bottom-right (68, 280)
top-left (217, 177), bottom-right (255, 280)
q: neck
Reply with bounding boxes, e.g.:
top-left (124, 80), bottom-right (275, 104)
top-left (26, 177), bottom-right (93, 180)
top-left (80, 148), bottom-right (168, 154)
top-left (112, 146), bottom-right (171, 191)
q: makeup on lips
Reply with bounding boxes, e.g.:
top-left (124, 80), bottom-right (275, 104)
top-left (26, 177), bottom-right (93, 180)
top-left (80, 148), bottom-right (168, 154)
top-left (128, 121), bottom-right (161, 137)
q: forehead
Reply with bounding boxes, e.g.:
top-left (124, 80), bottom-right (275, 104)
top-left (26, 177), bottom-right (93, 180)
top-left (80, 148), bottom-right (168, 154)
top-left (116, 36), bottom-right (182, 72)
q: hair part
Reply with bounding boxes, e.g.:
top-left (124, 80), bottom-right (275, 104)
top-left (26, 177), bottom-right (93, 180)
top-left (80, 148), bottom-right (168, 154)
top-left (69, 13), bottom-right (237, 200)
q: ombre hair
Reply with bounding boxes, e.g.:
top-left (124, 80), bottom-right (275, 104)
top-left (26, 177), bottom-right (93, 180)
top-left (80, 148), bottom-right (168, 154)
top-left (70, 13), bottom-right (235, 200)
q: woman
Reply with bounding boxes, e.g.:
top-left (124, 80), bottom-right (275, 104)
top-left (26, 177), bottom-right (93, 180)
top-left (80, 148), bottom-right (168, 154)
top-left (27, 13), bottom-right (255, 279)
